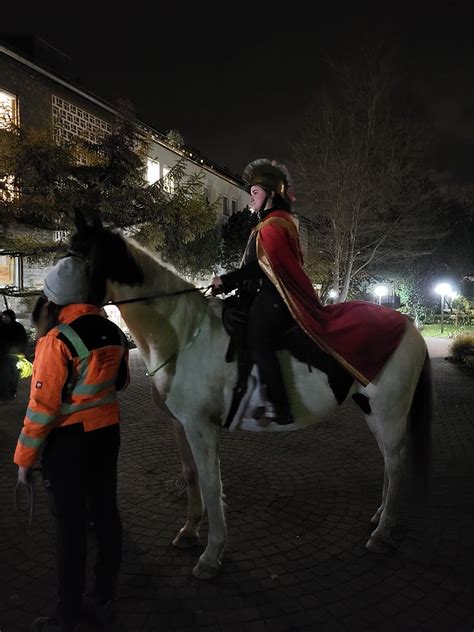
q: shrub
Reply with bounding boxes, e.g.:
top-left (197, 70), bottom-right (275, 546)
top-left (452, 296), bottom-right (471, 315)
top-left (449, 334), bottom-right (474, 368)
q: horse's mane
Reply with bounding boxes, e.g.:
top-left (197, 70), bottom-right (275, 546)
top-left (86, 227), bottom-right (194, 304)
top-left (125, 237), bottom-right (195, 294)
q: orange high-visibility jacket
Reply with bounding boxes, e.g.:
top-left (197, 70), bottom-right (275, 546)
top-left (14, 304), bottom-right (129, 467)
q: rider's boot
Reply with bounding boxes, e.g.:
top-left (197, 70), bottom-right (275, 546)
top-left (253, 349), bottom-right (294, 426)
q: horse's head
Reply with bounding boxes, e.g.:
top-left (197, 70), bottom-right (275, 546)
top-left (71, 207), bottom-right (144, 304)
top-left (69, 207), bottom-right (103, 260)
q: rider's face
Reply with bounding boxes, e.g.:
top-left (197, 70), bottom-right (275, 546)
top-left (250, 185), bottom-right (269, 213)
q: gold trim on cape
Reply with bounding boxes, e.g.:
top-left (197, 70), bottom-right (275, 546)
top-left (254, 215), bottom-right (370, 386)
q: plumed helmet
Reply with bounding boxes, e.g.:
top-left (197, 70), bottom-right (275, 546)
top-left (242, 159), bottom-right (296, 202)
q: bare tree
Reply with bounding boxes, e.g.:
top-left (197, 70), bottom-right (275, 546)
top-left (291, 51), bottom-right (449, 302)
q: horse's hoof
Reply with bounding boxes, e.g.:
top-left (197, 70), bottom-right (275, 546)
top-left (192, 559), bottom-right (221, 580)
top-left (172, 532), bottom-right (200, 549)
top-left (365, 535), bottom-right (396, 554)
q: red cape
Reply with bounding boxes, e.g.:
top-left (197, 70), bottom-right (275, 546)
top-left (255, 211), bottom-right (407, 385)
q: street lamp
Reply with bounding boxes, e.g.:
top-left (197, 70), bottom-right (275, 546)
top-left (434, 282), bottom-right (452, 334)
top-left (373, 285), bottom-right (388, 305)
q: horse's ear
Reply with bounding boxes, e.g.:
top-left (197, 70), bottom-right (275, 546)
top-left (86, 239), bottom-right (107, 305)
top-left (74, 207), bottom-right (88, 233)
top-left (92, 215), bottom-right (103, 230)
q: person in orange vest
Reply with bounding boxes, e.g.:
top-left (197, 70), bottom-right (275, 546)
top-left (14, 255), bottom-right (130, 632)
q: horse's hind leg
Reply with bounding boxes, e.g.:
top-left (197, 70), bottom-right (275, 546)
top-left (366, 416), bottom-right (406, 553)
top-left (184, 420), bottom-right (227, 580)
top-left (371, 469), bottom-right (388, 525)
top-left (368, 424), bottom-right (388, 525)
top-left (172, 419), bottom-right (204, 549)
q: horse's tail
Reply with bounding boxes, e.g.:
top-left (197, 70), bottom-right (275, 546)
top-left (407, 350), bottom-right (433, 492)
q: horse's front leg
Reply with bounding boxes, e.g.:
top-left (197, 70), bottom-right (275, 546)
top-left (172, 418), bottom-right (204, 549)
top-left (184, 420), bottom-right (227, 580)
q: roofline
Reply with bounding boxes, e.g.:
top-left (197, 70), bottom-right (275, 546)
top-left (1, 44), bottom-right (118, 116)
top-left (0, 44), bottom-right (245, 190)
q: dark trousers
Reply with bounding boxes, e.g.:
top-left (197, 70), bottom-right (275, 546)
top-left (42, 423), bottom-right (122, 625)
top-left (247, 285), bottom-right (294, 414)
top-left (0, 354), bottom-right (18, 398)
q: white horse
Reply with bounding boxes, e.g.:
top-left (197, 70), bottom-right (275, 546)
top-left (72, 215), bottom-right (432, 580)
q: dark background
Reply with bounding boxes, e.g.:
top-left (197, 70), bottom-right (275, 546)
top-left (2, 2), bottom-right (473, 179)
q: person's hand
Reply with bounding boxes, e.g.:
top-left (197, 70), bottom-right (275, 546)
top-left (16, 355), bottom-right (33, 379)
top-left (18, 466), bottom-right (31, 484)
top-left (211, 276), bottom-right (224, 296)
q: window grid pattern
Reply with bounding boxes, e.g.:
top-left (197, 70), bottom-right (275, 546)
top-left (52, 95), bottom-right (111, 144)
top-left (0, 175), bottom-right (17, 202)
top-left (162, 165), bottom-right (175, 194)
top-left (53, 230), bottom-right (69, 243)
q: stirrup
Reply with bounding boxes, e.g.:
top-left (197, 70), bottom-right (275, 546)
top-left (254, 402), bottom-right (278, 427)
top-left (255, 403), bottom-right (293, 427)
top-left (252, 402), bottom-right (275, 421)
top-left (263, 403), bottom-right (278, 420)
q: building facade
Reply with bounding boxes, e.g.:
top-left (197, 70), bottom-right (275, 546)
top-left (0, 37), bottom-right (248, 304)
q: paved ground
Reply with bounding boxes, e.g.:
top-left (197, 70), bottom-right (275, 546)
top-left (1, 338), bottom-right (473, 632)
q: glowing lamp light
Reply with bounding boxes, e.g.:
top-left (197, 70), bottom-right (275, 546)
top-left (373, 285), bottom-right (388, 305)
top-left (328, 289), bottom-right (338, 299)
top-left (374, 285), bottom-right (388, 298)
top-left (434, 283), bottom-right (452, 296)
top-left (434, 282), bottom-right (452, 334)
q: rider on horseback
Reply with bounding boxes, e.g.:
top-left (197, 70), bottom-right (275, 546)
top-left (212, 159), bottom-right (408, 428)
top-left (211, 159), bottom-right (299, 425)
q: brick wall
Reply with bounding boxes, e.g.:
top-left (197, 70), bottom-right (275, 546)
top-left (0, 53), bottom-right (115, 131)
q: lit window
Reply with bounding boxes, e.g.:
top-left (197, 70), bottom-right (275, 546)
top-left (146, 159), bottom-right (160, 184)
top-left (53, 230), bottom-right (69, 243)
top-left (0, 255), bottom-right (15, 286)
top-left (223, 196), bottom-right (229, 216)
top-left (0, 175), bottom-right (16, 202)
top-left (162, 165), bottom-right (175, 194)
top-left (0, 89), bottom-right (18, 128)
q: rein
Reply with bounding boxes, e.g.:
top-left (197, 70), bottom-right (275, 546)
top-left (104, 285), bottom-right (213, 378)
top-left (103, 285), bottom-right (211, 307)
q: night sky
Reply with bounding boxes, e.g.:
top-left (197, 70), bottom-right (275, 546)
top-left (2, 3), bottom-right (474, 181)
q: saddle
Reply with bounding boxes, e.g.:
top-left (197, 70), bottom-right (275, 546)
top-left (221, 294), bottom-right (353, 428)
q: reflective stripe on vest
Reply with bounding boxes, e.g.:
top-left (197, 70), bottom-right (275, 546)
top-left (56, 323), bottom-right (118, 415)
